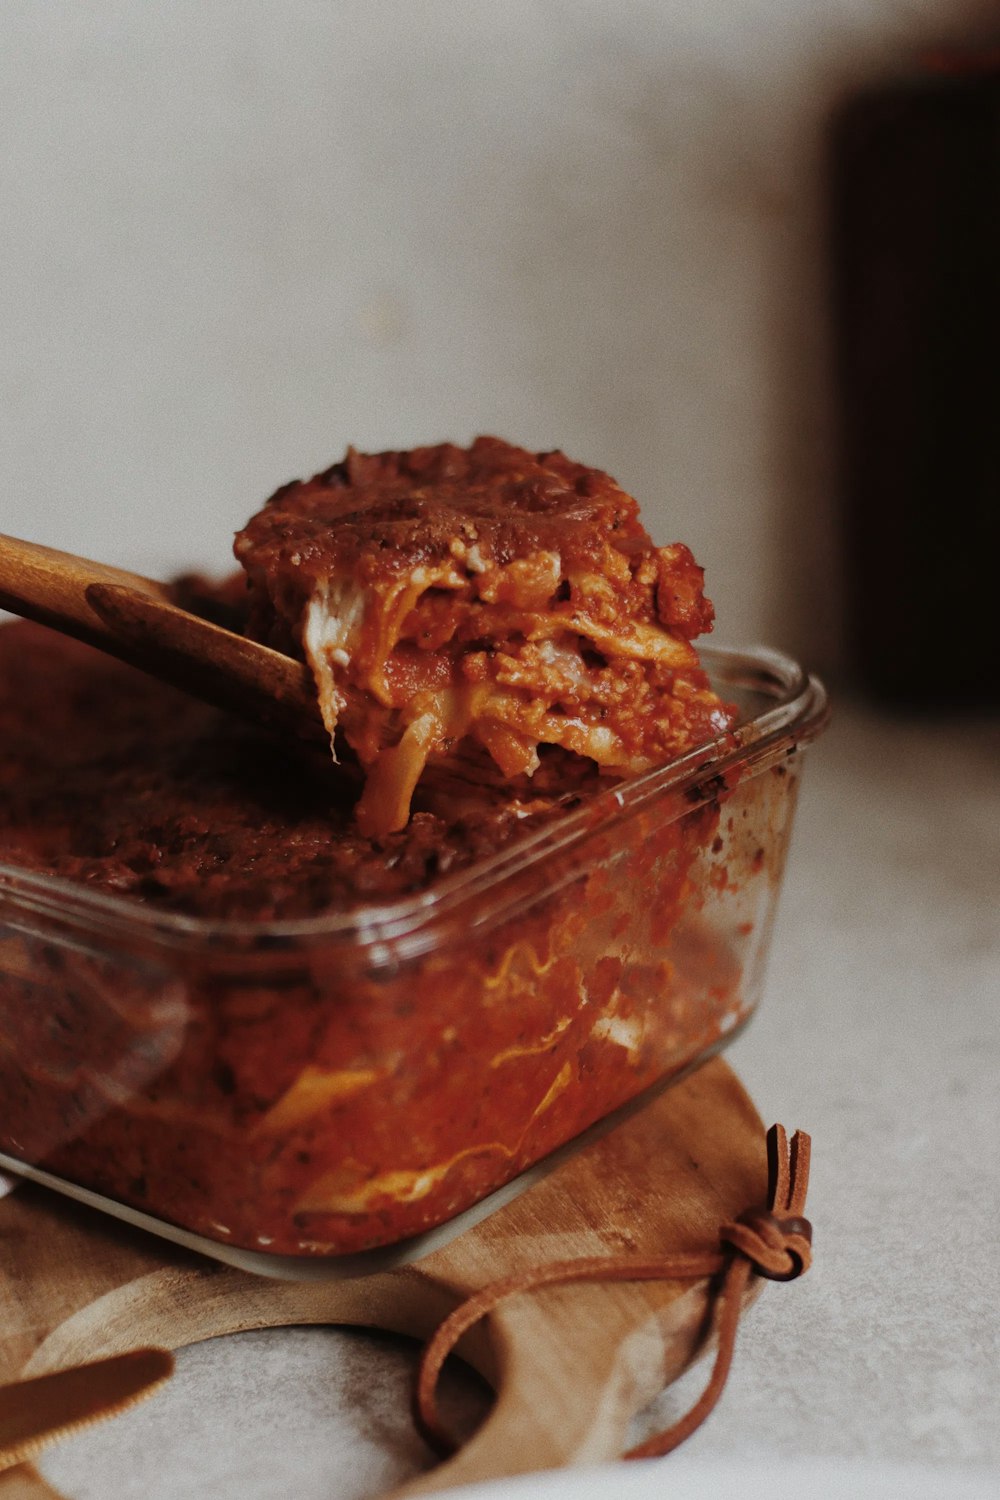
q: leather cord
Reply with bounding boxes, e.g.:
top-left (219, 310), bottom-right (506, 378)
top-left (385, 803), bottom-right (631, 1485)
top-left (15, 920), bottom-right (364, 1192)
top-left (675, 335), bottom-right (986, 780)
top-left (413, 1123), bottom-right (812, 1461)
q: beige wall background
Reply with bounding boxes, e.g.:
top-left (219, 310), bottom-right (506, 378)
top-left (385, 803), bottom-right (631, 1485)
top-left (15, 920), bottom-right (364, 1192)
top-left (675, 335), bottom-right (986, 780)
top-left (2, 0), bottom-right (995, 674)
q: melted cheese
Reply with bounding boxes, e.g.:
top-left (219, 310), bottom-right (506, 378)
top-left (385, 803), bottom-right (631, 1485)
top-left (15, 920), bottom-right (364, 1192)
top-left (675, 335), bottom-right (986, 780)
top-left (299, 546), bottom-right (715, 834)
top-left (303, 578), bottom-right (367, 754)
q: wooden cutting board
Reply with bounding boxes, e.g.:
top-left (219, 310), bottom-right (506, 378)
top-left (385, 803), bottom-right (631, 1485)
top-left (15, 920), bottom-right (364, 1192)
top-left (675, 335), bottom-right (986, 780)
top-left (0, 1056), bottom-right (768, 1498)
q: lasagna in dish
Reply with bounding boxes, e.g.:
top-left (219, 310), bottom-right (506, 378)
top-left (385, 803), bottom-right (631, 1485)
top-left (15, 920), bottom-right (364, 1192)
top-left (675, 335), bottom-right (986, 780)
top-left (0, 438), bottom-right (805, 1260)
top-left (235, 437), bottom-right (732, 835)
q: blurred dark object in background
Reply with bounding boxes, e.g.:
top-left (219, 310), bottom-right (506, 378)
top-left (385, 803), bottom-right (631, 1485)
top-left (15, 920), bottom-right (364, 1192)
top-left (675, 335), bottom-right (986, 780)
top-left (830, 51), bottom-right (1000, 709)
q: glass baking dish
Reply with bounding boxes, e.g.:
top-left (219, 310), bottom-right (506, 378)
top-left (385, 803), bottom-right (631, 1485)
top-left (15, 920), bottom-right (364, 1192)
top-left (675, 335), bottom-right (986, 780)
top-left (0, 644), bottom-right (827, 1274)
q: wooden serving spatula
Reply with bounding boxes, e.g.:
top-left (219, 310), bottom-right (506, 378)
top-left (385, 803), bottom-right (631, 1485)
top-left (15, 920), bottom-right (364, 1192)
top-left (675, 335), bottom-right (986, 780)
top-left (0, 1057), bottom-right (770, 1498)
top-left (0, 532), bottom-right (321, 739)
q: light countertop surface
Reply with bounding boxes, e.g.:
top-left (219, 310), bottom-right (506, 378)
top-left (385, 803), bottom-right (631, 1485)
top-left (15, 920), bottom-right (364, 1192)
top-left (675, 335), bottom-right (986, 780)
top-left (23, 698), bottom-right (1000, 1499)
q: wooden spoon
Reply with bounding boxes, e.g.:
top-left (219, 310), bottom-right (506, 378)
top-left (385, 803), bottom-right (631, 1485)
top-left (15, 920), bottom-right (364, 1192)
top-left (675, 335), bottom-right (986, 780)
top-left (0, 533), bottom-right (322, 740)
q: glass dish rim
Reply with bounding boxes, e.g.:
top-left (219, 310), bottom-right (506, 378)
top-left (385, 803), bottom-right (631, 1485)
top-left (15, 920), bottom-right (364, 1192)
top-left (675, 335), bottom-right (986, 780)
top-left (0, 641), bottom-right (829, 954)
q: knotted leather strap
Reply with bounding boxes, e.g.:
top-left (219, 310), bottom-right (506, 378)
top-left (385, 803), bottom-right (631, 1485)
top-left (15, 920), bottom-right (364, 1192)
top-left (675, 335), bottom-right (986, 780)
top-left (414, 1123), bottom-right (811, 1460)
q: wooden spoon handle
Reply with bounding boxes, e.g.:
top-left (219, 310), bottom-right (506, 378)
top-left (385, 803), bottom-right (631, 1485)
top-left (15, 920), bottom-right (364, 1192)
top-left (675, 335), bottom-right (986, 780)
top-left (0, 535), bottom-right (321, 740)
top-left (0, 534), bottom-right (168, 642)
top-left (85, 585), bottom-right (322, 740)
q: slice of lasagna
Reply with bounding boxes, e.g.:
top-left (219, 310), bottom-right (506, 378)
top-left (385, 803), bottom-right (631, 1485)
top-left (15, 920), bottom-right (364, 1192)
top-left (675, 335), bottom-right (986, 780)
top-left (235, 437), bottom-right (732, 836)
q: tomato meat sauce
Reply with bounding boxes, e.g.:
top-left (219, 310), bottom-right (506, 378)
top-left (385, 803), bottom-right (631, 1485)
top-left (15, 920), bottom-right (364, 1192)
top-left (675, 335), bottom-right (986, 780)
top-left (0, 441), bottom-right (807, 1260)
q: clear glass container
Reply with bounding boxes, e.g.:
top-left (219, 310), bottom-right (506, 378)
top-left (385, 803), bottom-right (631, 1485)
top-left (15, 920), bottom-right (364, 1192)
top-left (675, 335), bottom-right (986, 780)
top-left (0, 645), bottom-right (828, 1270)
